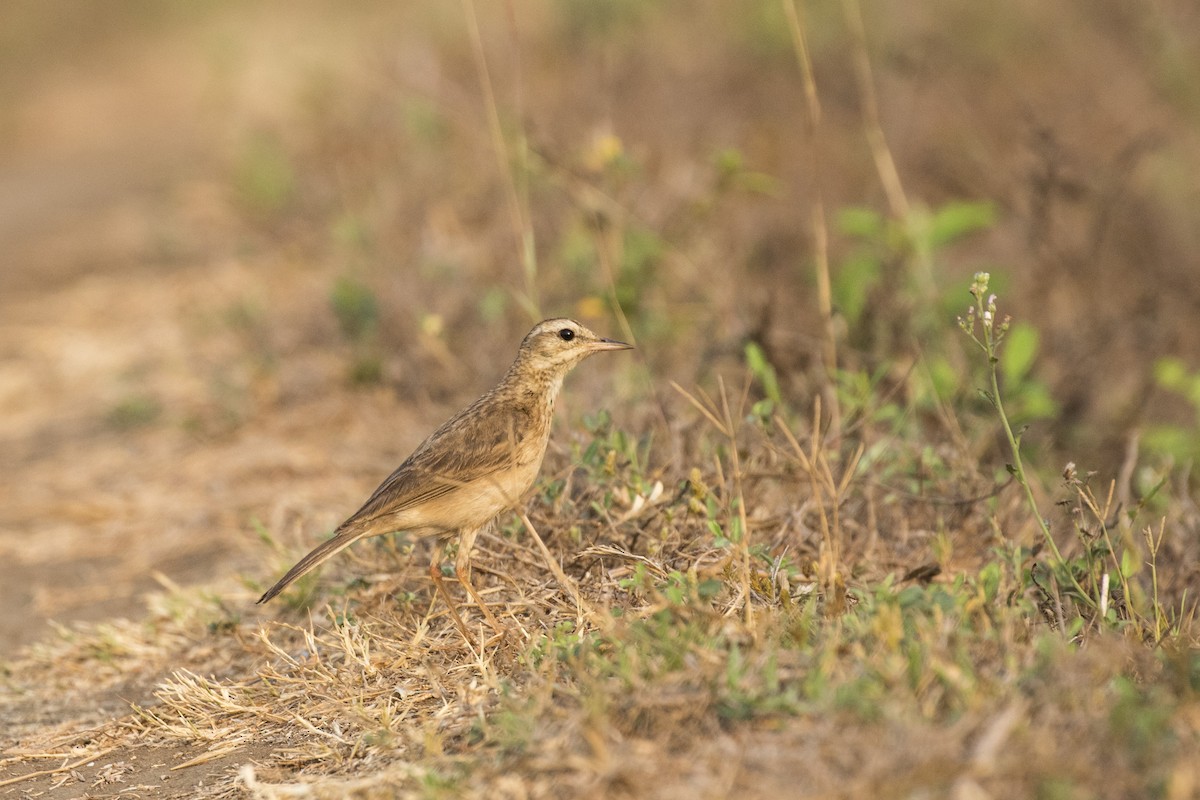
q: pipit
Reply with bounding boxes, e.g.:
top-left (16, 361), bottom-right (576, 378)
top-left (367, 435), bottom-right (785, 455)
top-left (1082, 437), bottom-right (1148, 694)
top-left (257, 318), bottom-right (632, 634)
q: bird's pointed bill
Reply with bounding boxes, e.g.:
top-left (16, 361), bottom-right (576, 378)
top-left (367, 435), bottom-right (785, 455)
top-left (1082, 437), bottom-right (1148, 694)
top-left (591, 337), bottom-right (634, 351)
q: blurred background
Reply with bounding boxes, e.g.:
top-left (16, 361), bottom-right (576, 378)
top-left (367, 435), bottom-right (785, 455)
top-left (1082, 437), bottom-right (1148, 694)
top-left (2, 0), bottom-right (1198, 653)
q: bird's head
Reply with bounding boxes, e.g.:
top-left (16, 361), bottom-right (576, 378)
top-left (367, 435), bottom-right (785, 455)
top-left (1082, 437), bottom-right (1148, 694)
top-left (516, 318), bottom-right (633, 374)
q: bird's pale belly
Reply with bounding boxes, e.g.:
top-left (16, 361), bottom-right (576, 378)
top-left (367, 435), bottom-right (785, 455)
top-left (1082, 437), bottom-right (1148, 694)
top-left (400, 456), bottom-right (543, 535)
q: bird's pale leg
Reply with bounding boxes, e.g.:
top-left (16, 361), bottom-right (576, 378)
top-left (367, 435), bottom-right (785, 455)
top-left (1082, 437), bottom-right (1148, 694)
top-left (428, 540), bottom-right (472, 643)
top-left (455, 526), bottom-right (504, 634)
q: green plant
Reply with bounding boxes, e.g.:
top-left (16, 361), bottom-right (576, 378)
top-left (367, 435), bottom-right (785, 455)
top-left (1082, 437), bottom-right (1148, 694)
top-left (580, 408), bottom-right (651, 491)
top-left (107, 394), bottom-right (162, 430)
top-left (828, 199), bottom-right (1061, 438)
top-left (330, 276), bottom-right (379, 342)
top-left (834, 200), bottom-right (994, 341)
top-left (958, 273), bottom-right (1095, 615)
top-left (1061, 464), bottom-right (1187, 643)
top-left (712, 147), bottom-right (782, 196)
top-left (744, 341), bottom-right (783, 423)
top-left (1145, 356), bottom-right (1200, 462)
top-left (330, 276), bottom-right (383, 384)
top-left (232, 131), bottom-right (296, 218)
top-left (995, 321), bottom-right (1058, 425)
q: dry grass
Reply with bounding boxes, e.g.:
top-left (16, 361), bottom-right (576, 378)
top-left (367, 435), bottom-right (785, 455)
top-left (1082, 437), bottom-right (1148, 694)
top-left (4, 394), bottom-right (1199, 797)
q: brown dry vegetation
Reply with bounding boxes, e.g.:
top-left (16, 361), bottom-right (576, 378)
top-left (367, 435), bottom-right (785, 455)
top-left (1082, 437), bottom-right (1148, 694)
top-left (2, 1), bottom-right (1200, 798)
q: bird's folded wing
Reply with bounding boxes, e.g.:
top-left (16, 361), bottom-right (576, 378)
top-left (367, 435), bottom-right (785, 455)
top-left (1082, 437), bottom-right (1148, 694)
top-left (337, 400), bottom-right (535, 531)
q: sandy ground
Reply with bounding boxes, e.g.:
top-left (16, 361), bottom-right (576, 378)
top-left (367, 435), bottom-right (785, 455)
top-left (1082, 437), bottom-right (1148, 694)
top-left (0, 3), bottom-right (406, 655)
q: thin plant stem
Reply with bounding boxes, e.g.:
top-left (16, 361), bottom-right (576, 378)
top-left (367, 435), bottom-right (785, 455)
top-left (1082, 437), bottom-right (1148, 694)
top-left (989, 358), bottom-right (1070, 570)
top-left (462, 0), bottom-right (540, 318)
top-left (961, 274), bottom-right (1095, 610)
top-left (718, 377), bottom-right (755, 629)
top-left (782, 0), bottom-right (840, 435)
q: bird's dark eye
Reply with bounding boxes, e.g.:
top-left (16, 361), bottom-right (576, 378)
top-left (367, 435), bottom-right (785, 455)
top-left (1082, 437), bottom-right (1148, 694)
top-left (559, 328), bottom-right (575, 341)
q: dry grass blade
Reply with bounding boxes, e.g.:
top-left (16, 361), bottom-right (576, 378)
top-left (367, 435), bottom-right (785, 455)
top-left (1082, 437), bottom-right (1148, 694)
top-left (716, 377), bottom-right (755, 627)
top-left (171, 743), bottom-right (245, 772)
top-left (519, 511), bottom-right (609, 634)
top-left (240, 761), bottom-right (429, 799)
top-left (461, 0), bottom-right (538, 316)
top-left (782, 0), bottom-right (840, 433)
top-left (578, 543), bottom-right (669, 579)
top-left (0, 747), bottom-right (119, 788)
top-left (773, 405), bottom-right (858, 613)
top-left (671, 380), bottom-right (729, 437)
top-left (840, 0), bottom-right (908, 220)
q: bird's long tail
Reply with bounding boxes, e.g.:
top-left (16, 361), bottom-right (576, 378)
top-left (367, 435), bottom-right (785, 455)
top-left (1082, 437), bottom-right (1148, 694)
top-left (257, 528), bottom-right (366, 604)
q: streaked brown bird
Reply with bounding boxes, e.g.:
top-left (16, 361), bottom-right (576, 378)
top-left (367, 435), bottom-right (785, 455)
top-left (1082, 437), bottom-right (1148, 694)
top-left (257, 318), bottom-right (631, 634)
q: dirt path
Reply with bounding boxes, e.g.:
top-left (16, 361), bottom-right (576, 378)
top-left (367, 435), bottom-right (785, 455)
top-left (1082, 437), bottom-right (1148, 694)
top-left (0, 3), bottom-right (403, 656)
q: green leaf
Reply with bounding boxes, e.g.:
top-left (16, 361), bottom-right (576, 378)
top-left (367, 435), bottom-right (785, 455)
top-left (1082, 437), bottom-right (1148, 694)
top-left (832, 252), bottom-right (881, 324)
top-left (1153, 357), bottom-right (1188, 391)
top-left (750, 398), bottom-right (775, 422)
top-left (1143, 425), bottom-right (1198, 461)
top-left (927, 201), bottom-right (995, 247)
top-left (837, 206), bottom-right (884, 240)
top-left (737, 171), bottom-right (783, 196)
top-left (979, 561), bottom-right (1001, 602)
top-left (713, 147), bottom-right (744, 177)
top-left (330, 277), bottom-right (379, 342)
top-left (1120, 548), bottom-right (1140, 579)
top-left (926, 355), bottom-right (961, 399)
top-left (234, 132), bottom-right (296, 216)
top-left (744, 342), bottom-right (782, 404)
top-left (479, 287), bottom-right (508, 322)
top-left (1013, 382), bottom-right (1058, 421)
top-left (1000, 322), bottom-right (1039, 383)
top-left (729, 514), bottom-right (744, 543)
